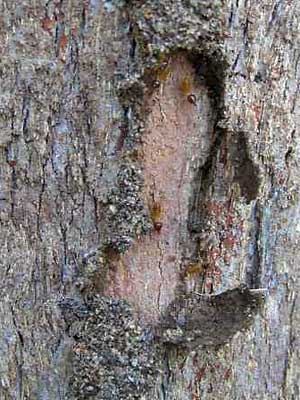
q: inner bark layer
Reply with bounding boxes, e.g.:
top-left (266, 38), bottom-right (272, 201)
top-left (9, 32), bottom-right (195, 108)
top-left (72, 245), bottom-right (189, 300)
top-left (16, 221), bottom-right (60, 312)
top-left (105, 54), bottom-right (214, 323)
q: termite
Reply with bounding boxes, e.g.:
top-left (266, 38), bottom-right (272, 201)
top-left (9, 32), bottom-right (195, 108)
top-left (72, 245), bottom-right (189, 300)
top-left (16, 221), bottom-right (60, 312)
top-left (153, 61), bottom-right (171, 88)
top-left (180, 76), bottom-right (197, 105)
top-left (184, 261), bottom-right (205, 278)
top-left (150, 201), bottom-right (163, 233)
top-left (157, 66), bottom-right (171, 82)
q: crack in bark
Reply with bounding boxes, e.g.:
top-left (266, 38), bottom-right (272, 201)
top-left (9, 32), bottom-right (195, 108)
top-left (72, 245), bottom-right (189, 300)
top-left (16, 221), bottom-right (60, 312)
top-left (157, 241), bottom-right (164, 315)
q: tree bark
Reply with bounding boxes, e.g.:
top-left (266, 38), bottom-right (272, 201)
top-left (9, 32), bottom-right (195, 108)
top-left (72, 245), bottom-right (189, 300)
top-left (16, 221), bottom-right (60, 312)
top-left (0, 1), bottom-right (299, 399)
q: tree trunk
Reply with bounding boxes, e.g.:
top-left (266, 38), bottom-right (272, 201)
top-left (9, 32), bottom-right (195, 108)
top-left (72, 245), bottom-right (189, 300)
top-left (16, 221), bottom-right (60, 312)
top-left (0, 1), bottom-right (299, 399)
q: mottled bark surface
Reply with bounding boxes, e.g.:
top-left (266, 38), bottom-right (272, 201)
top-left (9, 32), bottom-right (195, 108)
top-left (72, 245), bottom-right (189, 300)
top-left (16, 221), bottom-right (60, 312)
top-left (0, 1), bottom-right (299, 399)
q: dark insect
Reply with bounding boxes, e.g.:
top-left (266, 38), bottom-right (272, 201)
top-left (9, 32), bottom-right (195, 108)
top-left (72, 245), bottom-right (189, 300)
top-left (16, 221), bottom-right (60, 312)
top-left (157, 67), bottom-right (171, 82)
top-left (187, 94), bottom-right (197, 105)
top-left (152, 80), bottom-right (161, 89)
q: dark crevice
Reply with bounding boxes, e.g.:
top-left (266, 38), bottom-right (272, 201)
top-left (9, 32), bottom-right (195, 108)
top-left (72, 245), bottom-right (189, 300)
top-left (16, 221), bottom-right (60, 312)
top-left (129, 23), bottom-right (137, 60)
top-left (188, 129), bottom-right (224, 234)
top-left (230, 132), bottom-right (260, 202)
top-left (116, 106), bottom-right (130, 152)
top-left (189, 130), bottom-right (260, 238)
top-left (161, 349), bottom-right (172, 400)
top-left (228, 2), bottom-right (234, 26)
top-left (245, 201), bottom-right (262, 288)
top-left (232, 51), bottom-right (240, 71)
top-left (187, 50), bottom-right (227, 114)
top-left (10, 167), bottom-right (17, 220)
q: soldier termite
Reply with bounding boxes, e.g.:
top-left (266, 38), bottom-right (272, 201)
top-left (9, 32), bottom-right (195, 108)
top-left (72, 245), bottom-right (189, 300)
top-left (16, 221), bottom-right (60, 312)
top-left (157, 66), bottom-right (171, 83)
top-left (150, 201), bottom-right (163, 233)
top-left (180, 76), bottom-right (197, 105)
top-left (184, 261), bottom-right (205, 277)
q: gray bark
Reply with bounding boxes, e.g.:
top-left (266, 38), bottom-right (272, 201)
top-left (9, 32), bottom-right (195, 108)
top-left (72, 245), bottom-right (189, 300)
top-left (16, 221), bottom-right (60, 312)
top-left (0, 1), bottom-right (299, 399)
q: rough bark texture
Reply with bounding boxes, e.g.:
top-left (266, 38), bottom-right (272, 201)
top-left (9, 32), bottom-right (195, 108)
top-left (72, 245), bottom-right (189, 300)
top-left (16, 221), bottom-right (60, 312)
top-left (0, 1), bottom-right (299, 399)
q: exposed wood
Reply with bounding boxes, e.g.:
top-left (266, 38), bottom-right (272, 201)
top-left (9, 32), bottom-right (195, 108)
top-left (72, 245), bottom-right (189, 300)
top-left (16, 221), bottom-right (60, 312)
top-left (105, 53), bottom-right (214, 324)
